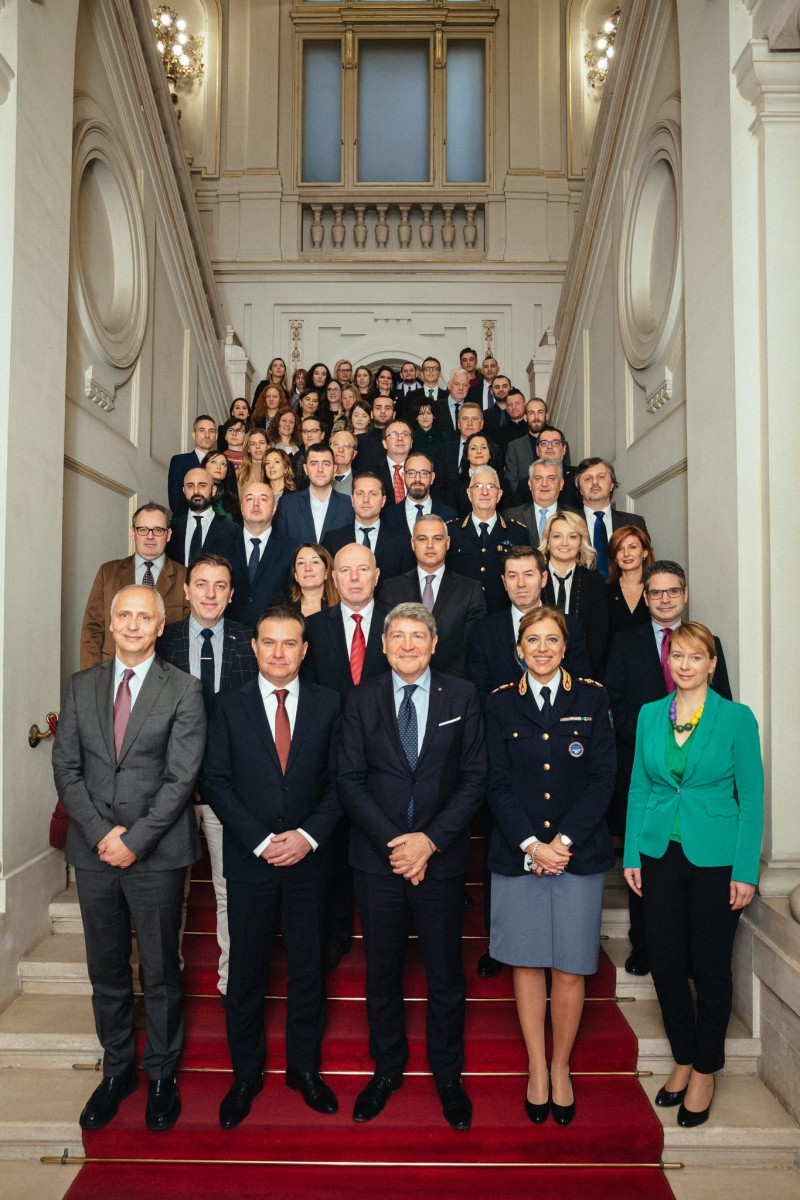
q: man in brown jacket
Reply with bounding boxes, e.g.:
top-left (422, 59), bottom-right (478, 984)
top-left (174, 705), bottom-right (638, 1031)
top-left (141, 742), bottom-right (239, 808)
top-left (80, 503), bottom-right (189, 669)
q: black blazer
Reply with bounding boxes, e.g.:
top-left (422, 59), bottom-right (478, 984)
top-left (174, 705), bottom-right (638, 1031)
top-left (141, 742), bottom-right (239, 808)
top-left (227, 529), bottom-right (299, 626)
top-left (485, 673), bottom-right (616, 877)
top-left (338, 670), bottom-right (486, 877)
top-left (382, 498), bottom-right (457, 537)
top-left (156, 617), bottom-right (257, 692)
top-left (167, 511), bottom-right (240, 566)
top-left (322, 523), bottom-right (415, 586)
top-left (380, 568), bottom-right (487, 678)
top-left (203, 678), bottom-right (342, 882)
top-left (302, 602), bottom-right (389, 698)
top-left (542, 564), bottom-right (610, 680)
top-left (434, 397), bottom-right (461, 440)
top-left (167, 450), bottom-right (204, 515)
top-left (467, 609), bottom-right (592, 700)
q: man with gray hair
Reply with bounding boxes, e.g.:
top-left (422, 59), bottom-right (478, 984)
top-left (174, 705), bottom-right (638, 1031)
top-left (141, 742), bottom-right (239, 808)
top-left (504, 458), bottom-right (581, 547)
top-left (435, 368), bottom-right (471, 439)
top-left (338, 602), bottom-right (486, 1130)
top-left (445, 467), bottom-right (529, 613)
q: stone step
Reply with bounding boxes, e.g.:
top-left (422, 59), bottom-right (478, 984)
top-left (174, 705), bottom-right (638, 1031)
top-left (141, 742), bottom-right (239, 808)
top-left (624, 999), bottom-right (760, 1076)
top-left (49, 886), bottom-right (83, 937)
top-left (19, 934), bottom-right (93, 996)
top-left (669, 1166), bottom-right (800, 1198)
top-left (604, 937), bottom-right (658, 1000)
top-left (0, 996), bottom-right (102, 1070)
top-left (0, 1067), bottom-right (95, 1160)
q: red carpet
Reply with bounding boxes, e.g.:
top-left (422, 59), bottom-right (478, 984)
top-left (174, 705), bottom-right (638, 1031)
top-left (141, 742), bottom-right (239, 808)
top-left (64, 847), bottom-right (674, 1199)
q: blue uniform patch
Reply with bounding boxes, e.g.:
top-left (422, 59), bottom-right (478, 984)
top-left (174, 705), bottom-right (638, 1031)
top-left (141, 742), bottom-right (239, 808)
top-left (568, 741), bottom-right (584, 758)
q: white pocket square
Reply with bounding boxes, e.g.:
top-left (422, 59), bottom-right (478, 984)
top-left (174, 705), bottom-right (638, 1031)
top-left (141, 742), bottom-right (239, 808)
top-left (438, 716), bottom-right (462, 727)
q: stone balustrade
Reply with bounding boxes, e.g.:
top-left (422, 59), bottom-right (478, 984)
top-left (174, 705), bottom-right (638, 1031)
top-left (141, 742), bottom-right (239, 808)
top-left (300, 199), bottom-right (486, 257)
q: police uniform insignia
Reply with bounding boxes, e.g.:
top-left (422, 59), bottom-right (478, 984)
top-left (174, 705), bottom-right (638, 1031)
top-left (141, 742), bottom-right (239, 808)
top-left (490, 681), bottom-right (517, 695)
top-left (576, 677), bottom-right (604, 689)
top-left (568, 741), bottom-right (584, 758)
top-left (518, 674), bottom-right (528, 696)
top-left (560, 667), bottom-right (573, 692)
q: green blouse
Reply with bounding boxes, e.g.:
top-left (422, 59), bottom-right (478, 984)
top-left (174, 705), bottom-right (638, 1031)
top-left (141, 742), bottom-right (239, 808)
top-left (665, 723), bottom-right (695, 842)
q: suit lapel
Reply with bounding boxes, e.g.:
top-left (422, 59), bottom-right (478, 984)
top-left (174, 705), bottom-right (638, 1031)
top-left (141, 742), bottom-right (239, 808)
top-left (377, 674), bottom-right (410, 771)
top-left (417, 676), bottom-right (446, 764)
top-left (240, 679), bottom-right (282, 771)
top-left (678, 689), bottom-right (720, 784)
top-left (503, 611), bottom-right (524, 675)
top-left (285, 684), bottom-right (313, 776)
top-left (117, 662), bottom-right (169, 764)
top-left (364, 609), bottom-right (387, 675)
top-left (220, 622), bottom-right (238, 688)
top-left (331, 607), bottom-right (351, 677)
top-left (96, 662), bottom-right (117, 761)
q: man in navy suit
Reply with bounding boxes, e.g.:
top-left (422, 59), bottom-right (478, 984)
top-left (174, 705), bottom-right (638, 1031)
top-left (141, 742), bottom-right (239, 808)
top-left (434, 369), bottom-right (471, 440)
top-left (574, 457), bottom-right (650, 580)
top-left (227, 482), bottom-right (297, 626)
top-left (203, 606), bottom-right (342, 1128)
top-left (157, 551), bottom-right (258, 998)
top-left (272, 444), bottom-right (352, 544)
top-left (382, 451), bottom-right (456, 538)
top-left (339, 603), bottom-right (486, 1130)
top-left (167, 415), bottom-right (218, 514)
top-left (323, 472), bottom-right (415, 587)
top-left (303, 542), bottom-right (389, 970)
top-left (167, 468), bottom-right (239, 567)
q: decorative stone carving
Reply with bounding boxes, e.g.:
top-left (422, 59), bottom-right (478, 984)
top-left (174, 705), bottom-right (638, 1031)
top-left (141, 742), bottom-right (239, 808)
top-left (441, 204), bottom-right (455, 249)
top-left (419, 205), bottom-right (434, 248)
top-left (482, 319), bottom-right (495, 357)
top-left (646, 372), bottom-right (672, 413)
top-left (398, 206), bottom-right (412, 248)
top-left (375, 205), bottom-right (389, 248)
top-left (310, 205), bottom-right (324, 249)
top-left (353, 206), bottom-right (367, 249)
top-left (0, 53), bottom-right (14, 106)
top-left (290, 319), bottom-right (304, 369)
top-left (332, 205), bottom-right (345, 249)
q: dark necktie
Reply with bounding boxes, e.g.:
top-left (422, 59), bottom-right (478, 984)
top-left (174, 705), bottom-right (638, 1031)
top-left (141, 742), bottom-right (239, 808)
top-left (593, 511), bottom-right (609, 581)
top-left (398, 684), bottom-right (418, 826)
top-left (554, 570), bottom-right (572, 613)
top-left (199, 628), bottom-right (215, 711)
top-left (453, 401), bottom-right (461, 426)
top-left (427, 389), bottom-right (435, 401)
top-left (415, 504), bottom-right (424, 523)
top-left (540, 685), bottom-right (552, 722)
top-left (350, 613), bottom-right (366, 685)
top-left (273, 689), bottom-right (291, 773)
top-left (335, 474), bottom-right (346, 483)
top-left (189, 515), bottom-right (204, 564)
top-left (479, 521), bottom-right (490, 548)
top-left (248, 537), bottom-right (261, 582)
top-left (142, 560), bottom-right (155, 587)
top-left (660, 627), bottom-right (676, 693)
top-left (113, 668), bottom-right (135, 760)
top-left (359, 525), bottom-right (372, 549)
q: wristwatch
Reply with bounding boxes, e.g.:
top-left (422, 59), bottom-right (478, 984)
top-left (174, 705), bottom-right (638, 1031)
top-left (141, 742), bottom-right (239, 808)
top-left (557, 833), bottom-right (573, 848)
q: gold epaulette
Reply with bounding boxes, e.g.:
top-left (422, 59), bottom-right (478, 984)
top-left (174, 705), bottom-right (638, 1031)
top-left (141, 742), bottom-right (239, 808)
top-left (507, 517), bottom-right (527, 528)
top-left (576, 676), bottom-right (604, 689)
top-left (560, 667), bottom-right (573, 691)
top-left (490, 680), bottom-right (517, 695)
top-left (498, 514), bottom-right (507, 528)
top-left (460, 515), bottom-right (470, 527)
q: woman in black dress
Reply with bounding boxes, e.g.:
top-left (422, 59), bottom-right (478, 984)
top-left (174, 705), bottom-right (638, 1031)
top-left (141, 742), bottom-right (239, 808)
top-left (606, 525), bottom-right (655, 642)
top-left (540, 512), bottom-right (609, 679)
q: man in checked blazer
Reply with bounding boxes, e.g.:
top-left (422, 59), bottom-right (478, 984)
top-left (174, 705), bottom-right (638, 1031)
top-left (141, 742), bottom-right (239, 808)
top-left (53, 585), bottom-right (205, 1134)
top-left (157, 551), bottom-right (258, 998)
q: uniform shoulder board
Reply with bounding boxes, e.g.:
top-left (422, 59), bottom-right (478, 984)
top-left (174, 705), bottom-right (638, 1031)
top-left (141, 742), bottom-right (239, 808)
top-left (509, 517), bottom-right (527, 528)
top-left (490, 680), bottom-right (517, 695)
top-left (460, 515), bottom-right (470, 527)
top-left (576, 677), bottom-right (604, 689)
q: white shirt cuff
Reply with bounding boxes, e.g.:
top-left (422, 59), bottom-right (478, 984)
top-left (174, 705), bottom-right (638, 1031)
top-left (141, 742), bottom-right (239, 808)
top-left (297, 827), bottom-right (318, 852)
top-left (253, 832), bottom-right (275, 857)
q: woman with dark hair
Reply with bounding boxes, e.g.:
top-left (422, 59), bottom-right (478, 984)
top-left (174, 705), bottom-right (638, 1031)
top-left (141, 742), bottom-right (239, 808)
top-left (251, 383), bottom-right (289, 429)
top-left (486, 606), bottom-right (615, 1127)
top-left (354, 364), bottom-right (375, 403)
top-left (201, 449), bottom-right (242, 523)
top-left (444, 432), bottom-right (511, 516)
top-left (267, 409), bottom-right (302, 458)
top-left (624, 621), bottom-right (763, 1128)
top-left (217, 397), bottom-right (251, 448)
top-left (540, 512), bottom-right (610, 679)
top-left (236, 428), bottom-right (269, 491)
top-left (373, 365), bottom-right (395, 398)
top-left (221, 418), bottom-right (247, 470)
top-left (264, 447), bottom-right (297, 506)
top-left (289, 367), bottom-right (308, 408)
top-left (307, 362), bottom-right (332, 395)
top-left (285, 543), bottom-right (339, 617)
top-left (348, 399), bottom-right (374, 457)
top-left (607, 525), bottom-right (655, 640)
top-left (411, 397), bottom-right (448, 458)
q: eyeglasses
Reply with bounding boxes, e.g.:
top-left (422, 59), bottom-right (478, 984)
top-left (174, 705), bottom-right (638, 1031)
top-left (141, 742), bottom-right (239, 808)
top-left (405, 469), bottom-right (432, 479)
top-left (538, 438), bottom-right (563, 449)
top-left (646, 586), bottom-right (684, 599)
top-left (133, 526), bottom-right (167, 537)
top-left (333, 441), bottom-right (356, 451)
top-left (385, 432), bottom-right (411, 441)
top-left (469, 483), bottom-right (500, 492)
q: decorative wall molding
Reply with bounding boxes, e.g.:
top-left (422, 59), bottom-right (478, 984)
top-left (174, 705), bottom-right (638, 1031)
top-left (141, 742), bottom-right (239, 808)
top-left (0, 53), bottom-right (14, 106)
top-left (482, 319), bottom-right (496, 357)
top-left (627, 455), bottom-right (687, 500)
top-left (289, 319), bottom-right (304, 371)
top-left (765, 1), bottom-right (800, 49)
top-left (646, 370), bottom-right (672, 413)
top-left (63, 455), bottom-right (136, 499)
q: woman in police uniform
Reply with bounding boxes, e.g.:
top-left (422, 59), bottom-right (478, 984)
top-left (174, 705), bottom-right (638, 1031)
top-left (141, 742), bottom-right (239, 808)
top-left (486, 607), bottom-right (616, 1126)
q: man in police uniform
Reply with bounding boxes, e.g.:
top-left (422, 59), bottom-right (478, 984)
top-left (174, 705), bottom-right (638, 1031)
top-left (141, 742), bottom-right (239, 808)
top-left (445, 466), bottom-right (529, 614)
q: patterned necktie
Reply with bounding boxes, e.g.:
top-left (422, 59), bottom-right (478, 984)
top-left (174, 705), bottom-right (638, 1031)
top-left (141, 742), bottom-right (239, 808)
top-left (398, 684), bottom-right (418, 827)
top-left (113, 668), bottom-right (135, 760)
top-left (142, 560), bottom-right (155, 587)
top-left (189, 515), bottom-right (204, 564)
top-left (392, 464), bottom-right (405, 504)
top-left (593, 511), bottom-right (609, 581)
top-left (248, 537), bottom-right (261, 582)
top-left (422, 574), bottom-right (436, 612)
top-left (660, 627), bottom-right (676, 693)
top-left (273, 689), bottom-right (291, 773)
top-left (199, 628), bottom-right (215, 711)
top-left (350, 613), bottom-right (366, 685)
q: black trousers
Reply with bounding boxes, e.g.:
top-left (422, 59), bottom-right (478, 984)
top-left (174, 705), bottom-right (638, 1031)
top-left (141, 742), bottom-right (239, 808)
top-left (225, 859), bottom-right (327, 1081)
top-left (76, 865), bottom-right (186, 1079)
top-left (641, 841), bottom-right (742, 1074)
top-left (354, 868), bottom-right (466, 1083)
top-left (323, 816), bottom-right (354, 945)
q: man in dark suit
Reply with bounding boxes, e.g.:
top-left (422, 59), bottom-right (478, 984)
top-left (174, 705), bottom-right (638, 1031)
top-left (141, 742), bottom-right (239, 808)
top-left (493, 389), bottom-right (529, 457)
top-left (272, 444), bottom-right (352, 544)
top-left (322, 472), bottom-right (415, 586)
top-left (303, 543), bottom-right (389, 970)
top-left (511, 425), bottom-right (580, 508)
top-left (80, 504), bottom-right (188, 668)
top-left (167, 467), bottom-right (239, 567)
top-left (338, 602), bottom-right (486, 1129)
top-left (418, 356), bottom-right (449, 407)
top-left (445, 467), bottom-right (530, 614)
top-left (167, 415), bottom-right (218, 514)
top-left (392, 361), bottom-right (425, 422)
top-left (52, 585), bottom-right (205, 1133)
top-left (371, 419), bottom-right (414, 508)
top-left (605, 560), bottom-right (732, 975)
top-left (382, 452), bottom-right (457, 538)
top-left (432, 402), bottom-right (496, 494)
top-left (503, 459), bottom-right (581, 546)
top-left (482, 374), bottom-right (513, 439)
top-left (504, 398), bottom-right (552, 496)
top-left (434, 369), bottom-right (471, 439)
top-left (228, 481), bottom-right (297, 626)
top-left (203, 606), bottom-right (342, 1128)
top-left (574, 457), bottom-right (650, 581)
top-left (467, 355), bottom-right (499, 410)
top-left (157, 552), bottom-right (258, 998)
top-left (380, 514), bottom-right (487, 677)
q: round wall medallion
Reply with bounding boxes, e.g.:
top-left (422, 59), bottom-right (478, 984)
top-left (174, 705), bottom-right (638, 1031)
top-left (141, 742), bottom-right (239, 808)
top-left (70, 119), bottom-right (147, 370)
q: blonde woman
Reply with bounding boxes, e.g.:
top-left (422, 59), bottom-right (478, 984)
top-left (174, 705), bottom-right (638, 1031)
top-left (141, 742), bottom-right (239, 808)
top-left (540, 511), bottom-right (609, 678)
top-left (236, 429), bottom-right (269, 491)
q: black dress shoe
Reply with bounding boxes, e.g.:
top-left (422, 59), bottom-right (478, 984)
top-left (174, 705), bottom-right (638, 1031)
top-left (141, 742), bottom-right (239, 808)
top-left (219, 1077), bottom-right (263, 1129)
top-left (677, 1082), bottom-right (714, 1128)
top-left (655, 1084), bottom-right (688, 1108)
top-left (437, 1077), bottom-right (472, 1131)
top-left (323, 938), bottom-right (352, 974)
top-left (551, 1079), bottom-right (575, 1127)
top-left (624, 952), bottom-right (650, 976)
top-left (353, 1072), bottom-right (404, 1122)
top-left (145, 1077), bottom-right (181, 1131)
top-left (79, 1065), bottom-right (138, 1130)
top-left (285, 1069), bottom-right (338, 1115)
top-left (477, 951), bottom-right (504, 979)
top-left (524, 1096), bottom-right (550, 1124)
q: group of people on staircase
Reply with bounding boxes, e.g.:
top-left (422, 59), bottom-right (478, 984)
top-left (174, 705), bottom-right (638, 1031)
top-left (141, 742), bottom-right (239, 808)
top-left (53, 351), bottom-right (763, 1142)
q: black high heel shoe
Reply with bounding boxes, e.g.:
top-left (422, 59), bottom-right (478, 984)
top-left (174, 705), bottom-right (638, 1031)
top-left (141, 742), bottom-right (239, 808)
top-left (550, 1076), bottom-right (575, 1127)
top-left (677, 1079), bottom-right (715, 1128)
top-left (655, 1084), bottom-right (688, 1108)
top-left (524, 1096), bottom-right (550, 1124)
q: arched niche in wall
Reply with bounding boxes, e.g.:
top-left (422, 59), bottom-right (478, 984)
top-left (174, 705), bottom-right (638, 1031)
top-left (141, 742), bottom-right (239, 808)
top-left (566, 0), bottom-right (618, 179)
top-left (169, 0), bottom-right (220, 177)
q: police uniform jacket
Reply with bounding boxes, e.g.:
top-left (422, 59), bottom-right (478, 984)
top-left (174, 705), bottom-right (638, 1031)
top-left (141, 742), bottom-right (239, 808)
top-left (445, 513), bottom-right (530, 614)
top-left (485, 669), bottom-right (616, 877)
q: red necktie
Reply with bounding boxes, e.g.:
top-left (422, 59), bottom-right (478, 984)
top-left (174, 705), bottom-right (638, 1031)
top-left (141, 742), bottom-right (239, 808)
top-left (392, 463), bottom-right (405, 504)
top-left (113, 669), bottom-right (135, 760)
top-left (350, 613), bottom-right (366, 685)
top-left (660, 627), bottom-right (676, 693)
top-left (273, 689), bottom-right (291, 773)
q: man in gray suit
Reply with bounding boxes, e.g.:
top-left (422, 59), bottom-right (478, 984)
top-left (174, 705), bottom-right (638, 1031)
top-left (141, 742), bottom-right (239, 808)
top-left (52, 585), bottom-right (205, 1134)
top-left (503, 459), bottom-right (580, 545)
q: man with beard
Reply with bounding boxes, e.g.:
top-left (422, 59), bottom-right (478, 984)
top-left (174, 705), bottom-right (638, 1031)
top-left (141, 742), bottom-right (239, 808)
top-left (167, 468), bottom-right (239, 566)
top-left (382, 452), bottom-right (456, 538)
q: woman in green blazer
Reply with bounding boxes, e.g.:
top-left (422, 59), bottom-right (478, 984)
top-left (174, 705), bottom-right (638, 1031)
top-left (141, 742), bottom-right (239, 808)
top-left (623, 621), bottom-right (763, 1129)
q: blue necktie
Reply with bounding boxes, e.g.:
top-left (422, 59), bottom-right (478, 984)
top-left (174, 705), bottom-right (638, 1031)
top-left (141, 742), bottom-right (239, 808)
top-left (398, 684), bottom-right (418, 828)
top-left (537, 508), bottom-right (549, 540)
top-left (359, 525), bottom-right (372, 548)
top-left (199, 628), bottom-right (215, 712)
top-left (593, 511), bottom-right (609, 581)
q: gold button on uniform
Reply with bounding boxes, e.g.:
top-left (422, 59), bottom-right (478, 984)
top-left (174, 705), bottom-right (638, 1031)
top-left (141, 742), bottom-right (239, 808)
top-left (543, 763), bottom-right (550, 771)
top-left (480, 566), bottom-right (486, 573)
top-left (543, 820), bottom-right (551, 829)
top-left (512, 731), bottom-right (518, 738)
top-left (544, 792), bottom-right (551, 800)
top-left (541, 732), bottom-right (549, 741)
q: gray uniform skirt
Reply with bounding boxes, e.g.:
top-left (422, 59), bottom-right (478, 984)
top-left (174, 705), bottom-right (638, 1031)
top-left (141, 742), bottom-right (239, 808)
top-left (489, 870), bottom-right (605, 975)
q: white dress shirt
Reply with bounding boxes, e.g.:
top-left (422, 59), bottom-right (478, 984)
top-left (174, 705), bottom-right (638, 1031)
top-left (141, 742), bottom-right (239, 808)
top-left (391, 667), bottom-right (431, 757)
top-left (183, 507), bottom-right (215, 565)
top-left (416, 563), bottom-right (446, 607)
top-left (252, 673), bottom-right (316, 855)
top-left (355, 519), bottom-right (381, 552)
top-left (549, 568), bottom-right (575, 611)
top-left (308, 489), bottom-right (332, 541)
top-left (134, 553), bottom-right (164, 586)
top-left (112, 654), bottom-right (155, 712)
top-left (403, 496), bottom-right (431, 535)
top-left (584, 505), bottom-right (612, 543)
top-left (242, 524), bottom-right (272, 562)
top-left (188, 616), bottom-right (224, 692)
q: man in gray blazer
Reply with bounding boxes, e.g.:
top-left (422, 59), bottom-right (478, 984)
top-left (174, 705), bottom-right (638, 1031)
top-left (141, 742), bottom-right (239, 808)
top-left (52, 585), bottom-right (205, 1134)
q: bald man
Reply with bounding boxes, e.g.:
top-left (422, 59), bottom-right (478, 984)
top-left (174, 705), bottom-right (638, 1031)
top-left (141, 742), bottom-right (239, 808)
top-left (167, 467), bottom-right (239, 567)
